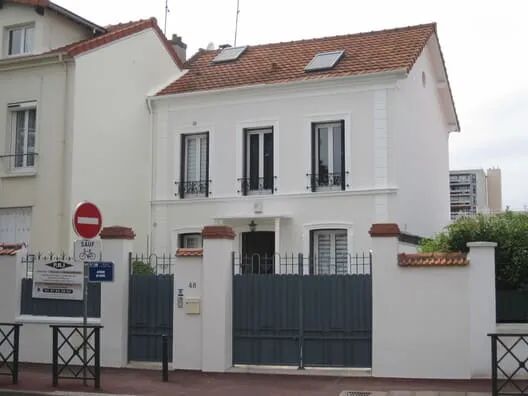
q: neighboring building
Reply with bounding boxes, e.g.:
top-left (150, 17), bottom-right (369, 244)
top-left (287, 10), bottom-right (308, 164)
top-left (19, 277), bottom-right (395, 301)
top-left (0, 0), bottom-right (184, 251)
top-left (449, 168), bottom-right (502, 219)
top-left (149, 23), bottom-right (460, 266)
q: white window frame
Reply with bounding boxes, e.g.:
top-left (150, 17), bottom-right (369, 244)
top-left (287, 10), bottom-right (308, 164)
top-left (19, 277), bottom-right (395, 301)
top-left (7, 102), bottom-right (37, 172)
top-left (314, 122), bottom-right (342, 175)
top-left (184, 133), bottom-right (207, 182)
top-left (180, 233), bottom-right (203, 249)
top-left (245, 127), bottom-right (273, 194)
top-left (5, 24), bottom-right (34, 57)
top-left (312, 229), bottom-right (348, 274)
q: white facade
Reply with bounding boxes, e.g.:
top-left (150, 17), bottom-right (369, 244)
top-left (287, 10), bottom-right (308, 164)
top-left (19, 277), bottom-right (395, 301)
top-left (0, 3), bottom-right (182, 251)
top-left (150, 38), bottom-right (456, 255)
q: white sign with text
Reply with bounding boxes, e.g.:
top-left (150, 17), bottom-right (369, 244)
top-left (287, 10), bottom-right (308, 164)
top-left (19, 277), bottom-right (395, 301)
top-left (32, 259), bottom-right (84, 300)
top-left (73, 239), bottom-right (102, 262)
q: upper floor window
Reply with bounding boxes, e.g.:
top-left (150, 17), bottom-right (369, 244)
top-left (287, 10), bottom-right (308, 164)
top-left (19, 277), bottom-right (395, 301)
top-left (310, 121), bottom-right (345, 191)
top-left (178, 133), bottom-right (209, 198)
top-left (240, 127), bottom-right (274, 195)
top-left (8, 104), bottom-right (37, 170)
top-left (6, 24), bottom-right (34, 56)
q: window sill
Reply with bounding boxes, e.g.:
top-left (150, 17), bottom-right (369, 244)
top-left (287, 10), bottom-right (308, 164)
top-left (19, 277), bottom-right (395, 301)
top-left (1, 169), bottom-right (37, 178)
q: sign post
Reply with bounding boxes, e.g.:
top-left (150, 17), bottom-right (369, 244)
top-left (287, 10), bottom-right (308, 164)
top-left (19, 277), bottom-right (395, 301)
top-left (72, 202), bottom-right (103, 386)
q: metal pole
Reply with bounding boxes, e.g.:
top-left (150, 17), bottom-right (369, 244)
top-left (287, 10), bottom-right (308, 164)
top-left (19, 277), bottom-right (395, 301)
top-left (491, 335), bottom-right (498, 396)
top-left (13, 325), bottom-right (20, 385)
top-left (95, 327), bottom-right (101, 389)
top-left (298, 253), bottom-right (304, 370)
top-left (162, 334), bottom-right (169, 382)
top-left (83, 262), bottom-right (88, 386)
top-left (52, 327), bottom-right (58, 387)
top-left (234, 0), bottom-right (240, 47)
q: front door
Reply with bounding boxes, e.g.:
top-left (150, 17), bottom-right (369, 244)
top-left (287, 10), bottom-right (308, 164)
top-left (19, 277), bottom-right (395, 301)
top-left (241, 231), bottom-right (275, 274)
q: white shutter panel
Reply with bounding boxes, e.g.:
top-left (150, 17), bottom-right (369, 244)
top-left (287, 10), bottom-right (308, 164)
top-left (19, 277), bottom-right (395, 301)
top-left (316, 232), bottom-right (331, 274)
top-left (186, 137), bottom-right (197, 181)
top-left (334, 232), bottom-right (348, 274)
top-left (199, 136), bottom-right (207, 181)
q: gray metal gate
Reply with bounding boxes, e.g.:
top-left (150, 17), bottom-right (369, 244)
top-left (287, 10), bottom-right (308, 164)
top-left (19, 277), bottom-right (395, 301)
top-left (233, 253), bottom-right (372, 368)
top-left (128, 254), bottom-right (174, 362)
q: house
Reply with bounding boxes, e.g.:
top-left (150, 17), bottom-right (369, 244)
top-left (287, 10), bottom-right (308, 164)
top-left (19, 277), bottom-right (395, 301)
top-left (450, 167), bottom-right (502, 219)
top-left (0, 0), bottom-right (184, 251)
top-left (149, 23), bottom-right (460, 269)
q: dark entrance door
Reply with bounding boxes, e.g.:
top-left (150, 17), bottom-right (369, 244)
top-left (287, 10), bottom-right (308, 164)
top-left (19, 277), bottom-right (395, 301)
top-left (241, 231), bottom-right (275, 274)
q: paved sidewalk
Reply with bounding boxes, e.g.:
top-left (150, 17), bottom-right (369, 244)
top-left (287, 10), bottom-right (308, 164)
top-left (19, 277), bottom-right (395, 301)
top-left (0, 364), bottom-right (491, 396)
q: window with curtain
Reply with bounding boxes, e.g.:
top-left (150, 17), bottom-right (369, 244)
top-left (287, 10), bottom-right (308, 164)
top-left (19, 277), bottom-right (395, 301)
top-left (179, 133), bottom-right (209, 197)
top-left (311, 121), bottom-right (345, 191)
top-left (242, 127), bottom-right (273, 194)
top-left (10, 107), bottom-right (36, 169)
top-left (7, 25), bottom-right (34, 56)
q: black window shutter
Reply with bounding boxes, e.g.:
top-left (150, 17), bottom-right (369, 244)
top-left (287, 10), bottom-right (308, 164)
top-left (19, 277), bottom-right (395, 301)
top-left (309, 230), bottom-right (315, 274)
top-left (311, 123), bottom-right (316, 192)
top-left (179, 134), bottom-right (185, 199)
top-left (205, 133), bottom-right (210, 197)
top-left (340, 120), bottom-right (346, 190)
top-left (242, 130), bottom-right (248, 196)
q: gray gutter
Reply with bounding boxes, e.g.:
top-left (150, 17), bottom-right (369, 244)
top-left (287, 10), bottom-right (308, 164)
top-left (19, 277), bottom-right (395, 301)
top-left (48, 2), bottom-right (106, 34)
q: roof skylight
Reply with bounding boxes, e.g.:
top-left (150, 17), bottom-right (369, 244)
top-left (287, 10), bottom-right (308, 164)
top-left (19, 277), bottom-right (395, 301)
top-left (305, 50), bottom-right (345, 71)
top-left (213, 46), bottom-right (248, 63)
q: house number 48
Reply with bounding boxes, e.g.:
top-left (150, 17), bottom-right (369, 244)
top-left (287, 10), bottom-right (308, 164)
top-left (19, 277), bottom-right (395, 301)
top-left (188, 282), bottom-right (197, 289)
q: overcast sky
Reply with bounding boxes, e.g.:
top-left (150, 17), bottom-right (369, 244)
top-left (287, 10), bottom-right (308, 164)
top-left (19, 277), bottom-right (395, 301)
top-left (60, 0), bottom-right (528, 210)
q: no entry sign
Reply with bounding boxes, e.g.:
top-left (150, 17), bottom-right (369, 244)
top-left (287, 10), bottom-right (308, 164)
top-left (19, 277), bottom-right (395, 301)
top-left (73, 202), bottom-right (102, 239)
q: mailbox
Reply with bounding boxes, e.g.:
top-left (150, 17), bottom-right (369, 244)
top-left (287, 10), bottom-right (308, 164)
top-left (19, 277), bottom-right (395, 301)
top-left (184, 298), bottom-right (201, 315)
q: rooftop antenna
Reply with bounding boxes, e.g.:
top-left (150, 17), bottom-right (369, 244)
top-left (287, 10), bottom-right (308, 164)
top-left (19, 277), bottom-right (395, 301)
top-left (164, 0), bottom-right (170, 36)
top-left (234, 0), bottom-right (240, 47)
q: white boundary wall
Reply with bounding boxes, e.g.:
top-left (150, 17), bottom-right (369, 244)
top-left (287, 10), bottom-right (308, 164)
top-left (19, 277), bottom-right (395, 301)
top-left (372, 230), bottom-right (496, 379)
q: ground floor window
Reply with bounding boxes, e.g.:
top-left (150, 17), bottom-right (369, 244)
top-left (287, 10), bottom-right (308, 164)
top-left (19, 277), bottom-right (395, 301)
top-left (311, 229), bottom-right (348, 274)
top-left (179, 233), bottom-right (203, 248)
top-left (0, 207), bottom-right (31, 245)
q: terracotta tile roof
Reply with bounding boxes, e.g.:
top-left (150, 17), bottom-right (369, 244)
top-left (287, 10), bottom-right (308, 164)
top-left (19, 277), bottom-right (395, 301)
top-left (158, 23), bottom-right (436, 96)
top-left (202, 226), bottom-right (236, 240)
top-left (176, 248), bottom-right (203, 257)
top-left (398, 253), bottom-right (469, 267)
top-left (0, 243), bottom-right (25, 256)
top-left (369, 223), bottom-right (401, 237)
top-left (100, 226), bottom-right (136, 240)
top-left (47, 18), bottom-right (184, 68)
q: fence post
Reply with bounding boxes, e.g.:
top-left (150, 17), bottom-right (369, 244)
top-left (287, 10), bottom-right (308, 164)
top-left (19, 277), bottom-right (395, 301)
top-left (95, 327), bottom-right (101, 389)
top-left (298, 253), bottom-right (304, 370)
top-left (467, 241), bottom-right (497, 378)
top-left (99, 226), bottom-right (136, 368)
top-left (52, 327), bottom-right (58, 387)
top-left (13, 324), bottom-right (20, 384)
top-left (162, 334), bottom-right (169, 382)
top-left (201, 226), bottom-right (235, 372)
top-left (491, 335), bottom-right (497, 396)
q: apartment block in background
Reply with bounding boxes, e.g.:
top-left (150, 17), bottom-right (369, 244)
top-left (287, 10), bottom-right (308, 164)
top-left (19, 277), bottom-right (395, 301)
top-left (449, 168), bottom-right (502, 219)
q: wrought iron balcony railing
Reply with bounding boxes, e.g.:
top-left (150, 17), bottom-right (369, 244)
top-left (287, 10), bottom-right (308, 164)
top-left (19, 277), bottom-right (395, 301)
top-left (174, 180), bottom-right (211, 198)
top-left (237, 176), bottom-right (276, 195)
top-left (306, 172), bottom-right (348, 191)
top-left (0, 153), bottom-right (38, 172)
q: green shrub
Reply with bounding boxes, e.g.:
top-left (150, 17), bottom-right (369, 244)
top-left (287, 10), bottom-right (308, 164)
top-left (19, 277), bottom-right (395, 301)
top-left (420, 211), bottom-right (528, 290)
top-left (132, 260), bottom-right (154, 275)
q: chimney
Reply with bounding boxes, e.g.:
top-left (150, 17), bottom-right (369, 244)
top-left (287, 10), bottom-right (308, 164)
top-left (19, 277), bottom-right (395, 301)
top-left (170, 34), bottom-right (187, 63)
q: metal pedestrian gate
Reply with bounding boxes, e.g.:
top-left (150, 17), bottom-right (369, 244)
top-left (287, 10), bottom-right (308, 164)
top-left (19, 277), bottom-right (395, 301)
top-left (232, 253), bottom-right (372, 368)
top-left (128, 254), bottom-right (174, 362)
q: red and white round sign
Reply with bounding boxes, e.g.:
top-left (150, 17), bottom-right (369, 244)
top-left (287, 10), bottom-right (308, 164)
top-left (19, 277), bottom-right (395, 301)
top-left (72, 202), bottom-right (103, 239)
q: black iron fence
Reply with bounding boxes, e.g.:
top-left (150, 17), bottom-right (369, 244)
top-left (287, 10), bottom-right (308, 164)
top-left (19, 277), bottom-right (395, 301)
top-left (490, 333), bottom-right (528, 396)
top-left (497, 290), bottom-right (528, 323)
top-left (0, 323), bottom-right (22, 384)
top-left (174, 180), bottom-right (211, 198)
top-left (51, 325), bottom-right (101, 389)
top-left (129, 253), bottom-right (176, 275)
top-left (306, 172), bottom-right (348, 191)
top-left (233, 252), bottom-right (372, 275)
top-left (0, 153), bottom-right (38, 169)
top-left (237, 177), bottom-right (276, 195)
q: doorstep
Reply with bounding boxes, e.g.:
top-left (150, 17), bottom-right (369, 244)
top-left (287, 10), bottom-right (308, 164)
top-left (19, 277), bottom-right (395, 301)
top-left (229, 364), bottom-right (372, 377)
